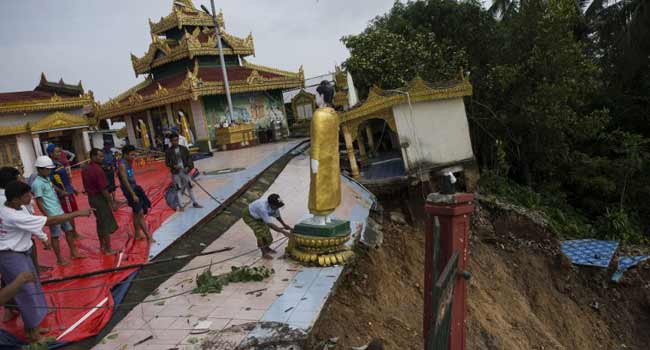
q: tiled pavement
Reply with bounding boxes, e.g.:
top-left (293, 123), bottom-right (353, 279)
top-left (93, 149), bottom-right (374, 349)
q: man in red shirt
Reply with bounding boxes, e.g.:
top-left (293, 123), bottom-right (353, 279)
top-left (82, 148), bottom-right (118, 255)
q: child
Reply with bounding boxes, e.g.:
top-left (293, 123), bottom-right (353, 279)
top-left (31, 156), bottom-right (83, 265)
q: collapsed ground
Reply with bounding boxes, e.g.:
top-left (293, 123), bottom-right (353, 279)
top-left (305, 196), bottom-right (650, 350)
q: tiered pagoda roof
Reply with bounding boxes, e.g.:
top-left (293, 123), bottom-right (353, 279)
top-left (97, 60), bottom-right (303, 118)
top-left (97, 0), bottom-right (303, 119)
top-left (0, 73), bottom-right (94, 114)
top-left (132, 0), bottom-right (254, 76)
top-left (131, 27), bottom-right (255, 75)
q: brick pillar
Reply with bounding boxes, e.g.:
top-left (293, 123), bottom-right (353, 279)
top-left (424, 193), bottom-right (474, 350)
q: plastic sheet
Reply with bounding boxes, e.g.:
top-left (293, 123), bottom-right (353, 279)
top-left (0, 161), bottom-right (174, 344)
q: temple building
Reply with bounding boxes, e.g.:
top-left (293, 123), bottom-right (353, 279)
top-left (338, 72), bottom-right (479, 192)
top-left (0, 73), bottom-right (97, 175)
top-left (96, 0), bottom-right (304, 151)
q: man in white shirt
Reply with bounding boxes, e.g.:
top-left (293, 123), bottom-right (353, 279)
top-left (242, 194), bottom-right (292, 259)
top-left (0, 181), bottom-right (91, 342)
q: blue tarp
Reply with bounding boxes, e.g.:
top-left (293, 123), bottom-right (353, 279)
top-left (560, 239), bottom-right (619, 268)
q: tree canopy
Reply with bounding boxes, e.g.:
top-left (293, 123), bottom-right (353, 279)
top-left (342, 0), bottom-right (650, 242)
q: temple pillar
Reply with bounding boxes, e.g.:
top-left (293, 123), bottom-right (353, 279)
top-left (190, 99), bottom-right (211, 152)
top-left (32, 134), bottom-right (43, 157)
top-left (146, 110), bottom-right (156, 146)
top-left (357, 130), bottom-right (367, 165)
top-left (82, 130), bottom-right (91, 153)
top-left (165, 104), bottom-right (175, 127)
top-left (124, 115), bottom-right (137, 146)
top-left (365, 125), bottom-right (375, 157)
top-left (342, 124), bottom-right (360, 178)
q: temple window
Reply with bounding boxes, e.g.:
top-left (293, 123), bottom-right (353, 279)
top-left (296, 103), bottom-right (313, 119)
top-left (0, 136), bottom-right (20, 168)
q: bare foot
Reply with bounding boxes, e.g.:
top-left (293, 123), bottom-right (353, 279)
top-left (37, 327), bottom-right (50, 334)
top-left (102, 249), bottom-right (118, 256)
top-left (178, 206), bottom-right (185, 212)
top-left (193, 203), bottom-right (203, 208)
top-left (71, 254), bottom-right (86, 260)
top-left (262, 253), bottom-right (274, 260)
top-left (25, 328), bottom-right (42, 343)
top-left (147, 236), bottom-right (156, 243)
top-left (57, 259), bottom-right (70, 266)
top-left (74, 234), bottom-right (85, 240)
top-left (135, 235), bottom-right (145, 241)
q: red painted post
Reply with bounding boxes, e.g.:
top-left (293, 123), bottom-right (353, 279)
top-left (424, 193), bottom-right (474, 350)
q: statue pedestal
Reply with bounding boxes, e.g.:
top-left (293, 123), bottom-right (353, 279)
top-left (289, 219), bottom-right (354, 267)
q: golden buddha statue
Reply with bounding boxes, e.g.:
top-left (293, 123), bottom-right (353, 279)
top-left (137, 119), bottom-right (151, 149)
top-left (308, 106), bottom-right (341, 221)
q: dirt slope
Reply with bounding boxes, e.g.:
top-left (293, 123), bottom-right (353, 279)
top-left (306, 201), bottom-right (650, 350)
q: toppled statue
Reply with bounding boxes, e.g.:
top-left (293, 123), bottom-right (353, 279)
top-left (289, 81), bottom-right (353, 266)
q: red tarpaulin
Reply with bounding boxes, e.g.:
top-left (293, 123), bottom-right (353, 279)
top-left (1, 161), bottom-right (174, 343)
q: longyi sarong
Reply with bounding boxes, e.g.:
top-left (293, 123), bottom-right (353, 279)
top-left (242, 207), bottom-right (273, 248)
top-left (0, 250), bottom-right (47, 329)
top-left (88, 193), bottom-right (118, 236)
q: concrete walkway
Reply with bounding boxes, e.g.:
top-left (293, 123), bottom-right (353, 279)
top-left (93, 149), bottom-right (374, 349)
top-left (149, 139), bottom-right (306, 258)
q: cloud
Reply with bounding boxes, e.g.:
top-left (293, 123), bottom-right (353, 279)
top-left (0, 0), bottom-right (396, 102)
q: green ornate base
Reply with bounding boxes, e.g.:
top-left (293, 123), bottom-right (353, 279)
top-left (292, 219), bottom-right (350, 237)
top-left (289, 219), bottom-right (354, 267)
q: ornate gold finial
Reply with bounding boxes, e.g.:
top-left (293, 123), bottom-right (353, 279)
top-left (217, 9), bottom-right (225, 30)
top-left (298, 65), bottom-right (305, 83)
top-left (246, 70), bottom-right (266, 85)
top-left (193, 58), bottom-right (199, 76)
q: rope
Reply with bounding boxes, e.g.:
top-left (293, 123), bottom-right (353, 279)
top-left (41, 247), bottom-right (234, 285)
top-left (10, 237), bottom-right (290, 309)
top-left (26, 237), bottom-right (288, 296)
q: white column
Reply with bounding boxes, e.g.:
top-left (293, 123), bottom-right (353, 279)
top-left (146, 110), bottom-right (156, 146)
top-left (32, 135), bottom-right (43, 157)
top-left (17, 134), bottom-right (37, 177)
top-left (124, 115), bottom-right (137, 145)
top-left (165, 104), bottom-right (175, 126)
top-left (82, 130), bottom-right (92, 153)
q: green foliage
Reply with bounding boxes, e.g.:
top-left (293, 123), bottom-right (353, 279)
top-left (193, 265), bottom-right (274, 295)
top-left (479, 172), bottom-right (594, 239)
top-left (343, 0), bottom-right (650, 243)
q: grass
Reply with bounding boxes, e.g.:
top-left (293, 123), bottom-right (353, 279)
top-left (478, 172), bottom-right (648, 244)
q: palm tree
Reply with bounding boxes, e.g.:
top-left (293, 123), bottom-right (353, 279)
top-left (586, 0), bottom-right (649, 84)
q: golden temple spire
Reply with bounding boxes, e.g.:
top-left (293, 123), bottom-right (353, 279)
top-left (172, 0), bottom-right (196, 10)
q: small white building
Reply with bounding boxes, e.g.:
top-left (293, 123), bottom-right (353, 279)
top-left (0, 74), bottom-right (97, 176)
top-left (338, 75), bottom-right (478, 190)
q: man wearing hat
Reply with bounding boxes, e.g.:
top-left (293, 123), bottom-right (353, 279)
top-left (242, 194), bottom-right (292, 259)
top-left (31, 156), bottom-right (82, 265)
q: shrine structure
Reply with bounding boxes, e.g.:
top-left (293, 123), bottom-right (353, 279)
top-left (0, 73), bottom-right (98, 175)
top-left (95, 0), bottom-right (304, 151)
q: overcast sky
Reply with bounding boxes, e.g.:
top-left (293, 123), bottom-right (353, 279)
top-left (0, 0), bottom-right (405, 102)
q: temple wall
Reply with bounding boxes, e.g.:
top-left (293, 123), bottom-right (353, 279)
top-left (392, 98), bottom-right (474, 170)
top-left (202, 91), bottom-right (287, 132)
